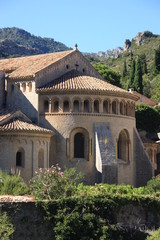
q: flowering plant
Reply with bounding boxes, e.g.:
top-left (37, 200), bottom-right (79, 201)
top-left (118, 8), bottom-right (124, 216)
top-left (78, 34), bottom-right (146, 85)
top-left (30, 165), bottom-right (84, 200)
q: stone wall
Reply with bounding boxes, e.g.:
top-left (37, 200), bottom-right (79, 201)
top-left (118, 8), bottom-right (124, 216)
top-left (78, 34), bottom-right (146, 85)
top-left (134, 128), bottom-right (153, 187)
top-left (0, 201), bottom-right (159, 239)
top-left (0, 134), bottom-right (50, 182)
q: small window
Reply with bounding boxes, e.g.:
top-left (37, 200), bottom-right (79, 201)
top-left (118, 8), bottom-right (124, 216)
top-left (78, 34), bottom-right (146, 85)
top-left (63, 101), bottom-right (69, 112)
top-left (103, 101), bottom-right (109, 113)
top-left (17, 83), bottom-right (20, 91)
top-left (73, 100), bottom-right (79, 112)
top-left (28, 82), bottom-right (32, 92)
top-left (94, 100), bottom-right (99, 113)
top-left (16, 149), bottom-right (24, 167)
top-left (84, 100), bottom-right (89, 112)
top-left (112, 101), bottom-right (117, 114)
top-left (54, 101), bottom-right (59, 112)
top-left (22, 83), bottom-right (26, 92)
top-left (44, 100), bottom-right (49, 112)
top-left (74, 133), bottom-right (84, 158)
top-left (66, 65), bottom-right (69, 69)
top-left (120, 102), bottom-right (124, 115)
top-left (82, 68), bottom-right (85, 72)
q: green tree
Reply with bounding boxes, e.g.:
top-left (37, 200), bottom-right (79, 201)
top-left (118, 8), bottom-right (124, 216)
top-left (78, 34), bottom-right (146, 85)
top-left (93, 62), bottom-right (121, 87)
top-left (128, 58), bottom-right (135, 89)
top-left (135, 103), bottom-right (160, 132)
top-left (134, 57), bottom-right (143, 93)
top-left (139, 53), bottom-right (147, 74)
top-left (122, 60), bottom-right (127, 78)
top-left (152, 45), bottom-right (160, 76)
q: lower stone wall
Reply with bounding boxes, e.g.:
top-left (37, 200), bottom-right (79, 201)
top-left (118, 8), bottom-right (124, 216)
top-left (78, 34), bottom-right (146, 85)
top-left (134, 128), bottom-right (153, 187)
top-left (0, 200), bottom-right (159, 240)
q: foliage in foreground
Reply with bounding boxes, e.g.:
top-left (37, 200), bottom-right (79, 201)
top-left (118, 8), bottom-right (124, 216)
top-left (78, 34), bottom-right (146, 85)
top-left (0, 171), bottom-right (29, 195)
top-left (30, 165), bottom-right (84, 200)
top-left (147, 228), bottom-right (160, 240)
top-left (0, 211), bottom-right (14, 240)
top-left (135, 103), bottom-right (160, 132)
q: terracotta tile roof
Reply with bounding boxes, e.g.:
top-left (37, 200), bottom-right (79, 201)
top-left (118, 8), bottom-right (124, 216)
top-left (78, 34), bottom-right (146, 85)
top-left (0, 118), bottom-right (53, 134)
top-left (129, 91), bottom-right (158, 106)
top-left (0, 50), bottom-right (73, 79)
top-left (37, 70), bottom-right (127, 93)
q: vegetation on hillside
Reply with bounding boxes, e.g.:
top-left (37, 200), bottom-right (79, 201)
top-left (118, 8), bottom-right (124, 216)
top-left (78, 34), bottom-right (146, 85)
top-left (0, 27), bottom-right (71, 58)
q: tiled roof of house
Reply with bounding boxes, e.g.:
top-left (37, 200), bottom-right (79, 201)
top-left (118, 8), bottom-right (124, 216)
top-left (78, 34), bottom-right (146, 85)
top-left (129, 90), bottom-right (158, 106)
top-left (0, 50), bottom-right (73, 79)
top-left (37, 69), bottom-right (127, 94)
top-left (0, 118), bottom-right (53, 134)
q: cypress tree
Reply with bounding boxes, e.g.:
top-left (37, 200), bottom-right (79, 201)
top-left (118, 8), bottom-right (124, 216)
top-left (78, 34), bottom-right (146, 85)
top-left (134, 57), bottom-right (143, 93)
top-left (122, 60), bottom-right (127, 78)
top-left (128, 58), bottom-right (135, 89)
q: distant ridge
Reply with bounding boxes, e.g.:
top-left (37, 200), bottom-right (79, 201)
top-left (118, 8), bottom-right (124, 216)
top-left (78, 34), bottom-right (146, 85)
top-left (0, 27), bottom-right (72, 58)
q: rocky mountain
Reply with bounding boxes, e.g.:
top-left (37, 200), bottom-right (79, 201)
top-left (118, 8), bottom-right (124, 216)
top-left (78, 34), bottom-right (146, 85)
top-left (0, 27), bottom-right (71, 58)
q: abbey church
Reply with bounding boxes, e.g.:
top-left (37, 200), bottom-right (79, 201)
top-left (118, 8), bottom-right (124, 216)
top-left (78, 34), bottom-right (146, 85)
top-left (0, 46), bottom-right (153, 186)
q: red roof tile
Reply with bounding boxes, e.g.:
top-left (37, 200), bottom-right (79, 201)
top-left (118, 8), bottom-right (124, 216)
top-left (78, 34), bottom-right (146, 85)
top-left (0, 50), bottom-right (73, 79)
top-left (37, 70), bottom-right (127, 93)
top-left (0, 118), bottom-right (53, 134)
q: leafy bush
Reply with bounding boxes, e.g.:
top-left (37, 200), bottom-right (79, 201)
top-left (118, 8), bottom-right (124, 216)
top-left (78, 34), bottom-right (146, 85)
top-left (135, 103), bottom-right (160, 132)
top-left (147, 228), bottom-right (160, 240)
top-left (0, 171), bottom-right (29, 195)
top-left (0, 211), bottom-right (14, 240)
top-left (30, 165), bottom-right (84, 200)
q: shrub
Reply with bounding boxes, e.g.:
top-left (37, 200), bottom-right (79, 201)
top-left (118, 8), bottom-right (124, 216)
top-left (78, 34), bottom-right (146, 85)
top-left (0, 211), bottom-right (14, 240)
top-left (147, 228), bottom-right (160, 240)
top-left (30, 165), bottom-right (84, 200)
top-left (0, 171), bottom-right (29, 195)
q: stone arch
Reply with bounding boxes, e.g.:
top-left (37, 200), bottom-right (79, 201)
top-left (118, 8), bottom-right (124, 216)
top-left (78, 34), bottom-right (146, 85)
top-left (120, 100), bottom-right (125, 115)
top-left (28, 82), bottom-right (32, 92)
top-left (84, 97), bottom-right (92, 113)
top-left (69, 127), bottom-right (89, 160)
top-left (16, 147), bottom-right (25, 167)
top-left (73, 100), bottom-right (80, 112)
top-left (94, 100), bottom-right (99, 113)
top-left (22, 83), bottom-right (26, 92)
top-left (126, 101), bottom-right (131, 116)
top-left (63, 98), bottom-right (70, 112)
top-left (117, 129), bottom-right (130, 162)
top-left (38, 148), bottom-right (44, 168)
top-left (103, 99), bottom-right (110, 113)
top-left (52, 97), bottom-right (59, 112)
top-left (112, 100), bottom-right (118, 114)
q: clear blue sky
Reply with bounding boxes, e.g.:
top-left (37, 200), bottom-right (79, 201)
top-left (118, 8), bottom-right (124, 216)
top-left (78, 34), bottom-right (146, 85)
top-left (0, 0), bottom-right (160, 53)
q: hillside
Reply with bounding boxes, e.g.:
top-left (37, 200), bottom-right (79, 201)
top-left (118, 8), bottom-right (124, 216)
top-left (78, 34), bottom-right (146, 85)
top-left (0, 27), bottom-right (71, 58)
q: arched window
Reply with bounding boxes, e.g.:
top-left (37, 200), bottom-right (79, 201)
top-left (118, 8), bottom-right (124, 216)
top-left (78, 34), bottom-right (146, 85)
top-left (84, 100), bottom-right (89, 112)
top-left (44, 100), bottom-right (49, 112)
top-left (94, 100), bottom-right (99, 113)
top-left (112, 101), bottom-right (117, 114)
top-left (63, 100), bottom-right (69, 112)
top-left (16, 148), bottom-right (25, 167)
top-left (53, 101), bottom-right (59, 112)
top-left (73, 100), bottom-right (79, 112)
top-left (118, 129), bottom-right (130, 162)
top-left (70, 127), bottom-right (89, 160)
top-left (120, 102), bottom-right (124, 115)
top-left (103, 100), bottom-right (109, 113)
top-left (28, 82), bottom-right (32, 92)
top-left (38, 149), bottom-right (44, 168)
top-left (17, 83), bottom-right (20, 92)
top-left (22, 83), bottom-right (26, 92)
top-left (74, 133), bottom-right (84, 158)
